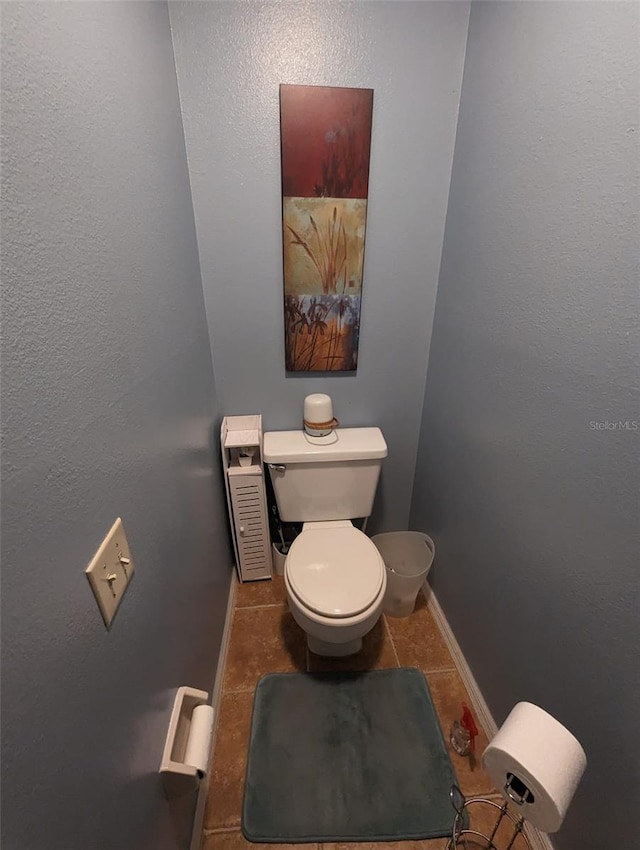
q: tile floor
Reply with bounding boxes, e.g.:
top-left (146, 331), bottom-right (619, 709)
top-left (202, 577), bottom-right (527, 850)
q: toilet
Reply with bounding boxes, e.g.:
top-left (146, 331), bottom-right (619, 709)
top-left (263, 427), bottom-right (388, 657)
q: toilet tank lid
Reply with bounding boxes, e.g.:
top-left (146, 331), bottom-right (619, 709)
top-left (263, 427), bottom-right (387, 464)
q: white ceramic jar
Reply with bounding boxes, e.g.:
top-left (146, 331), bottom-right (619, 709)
top-left (303, 393), bottom-right (338, 437)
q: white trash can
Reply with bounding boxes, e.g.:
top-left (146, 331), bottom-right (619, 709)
top-left (371, 532), bottom-right (435, 618)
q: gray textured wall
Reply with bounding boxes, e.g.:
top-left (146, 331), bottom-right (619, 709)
top-left (410, 3), bottom-right (639, 849)
top-left (1, 3), bottom-right (232, 849)
top-left (168, 0), bottom-right (471, 532)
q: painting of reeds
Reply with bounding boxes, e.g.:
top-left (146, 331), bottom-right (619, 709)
top-left (280, 85), bottom-right (373, 371)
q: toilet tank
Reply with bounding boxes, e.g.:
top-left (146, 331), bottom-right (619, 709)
top-left (263, 427), bottom-right (387, 522)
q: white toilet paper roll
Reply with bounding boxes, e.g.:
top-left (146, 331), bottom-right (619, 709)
top-left (482, 702), bottom-right (586, 833)
top-left (183, 704), bottom-right (214, 777)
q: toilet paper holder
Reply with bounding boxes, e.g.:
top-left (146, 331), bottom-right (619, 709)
top-left (446, 701), bottom-right (586, 847)
top-left (504, 773), bottom-right (535, 807)
top-left (446, 784), bottom-right (533, 850)
top-left (159, 686), bottom-right (213, 799)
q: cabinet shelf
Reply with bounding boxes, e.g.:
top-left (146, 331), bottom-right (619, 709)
top-left (224, 429), bottom-right (260, 449)
top-left (227, 464), bottom-right (262, 475)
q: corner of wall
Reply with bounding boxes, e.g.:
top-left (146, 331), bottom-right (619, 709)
top-left (407, 1), bottom-right (473, 520)
top-left (166, 1), bottom-right (221, 404)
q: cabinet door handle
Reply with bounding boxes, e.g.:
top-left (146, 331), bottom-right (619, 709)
top-left (268, 464), bottom-right (286, 472)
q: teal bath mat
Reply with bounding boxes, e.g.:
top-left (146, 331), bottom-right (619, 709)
top-left (242, 668), bottom-right (457, 843)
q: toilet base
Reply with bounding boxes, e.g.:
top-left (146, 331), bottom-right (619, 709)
top-left (307, 635), bottom-right (362, 657)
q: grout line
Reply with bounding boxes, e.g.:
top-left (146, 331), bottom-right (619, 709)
top-left (383, 615), bottom-right (401, 667)
top-left (202, 825), bottom-right (242, 836)
top-left (234, 602), bottom-right (287, 611)
top-left (223, 686), bottom-right (259, 695)
top-left (422, 665), bottom-right (458, 674)
top-left (202, 826), bottom-right (242, 835)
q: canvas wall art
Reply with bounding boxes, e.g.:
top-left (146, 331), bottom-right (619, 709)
top-left (280, 84), bottom-right (373, 371)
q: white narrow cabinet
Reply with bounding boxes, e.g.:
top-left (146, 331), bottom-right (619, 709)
top-left (221, 415), bottom-right (273, 582)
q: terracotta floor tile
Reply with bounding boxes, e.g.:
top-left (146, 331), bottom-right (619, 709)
top-left (202, 809), bottom-right (529, 850)
top-left (307, 617), bottom-right (398, 673)
top-left (425, 670), bottom-right (496, 797)
top-left (206, 577), bottom-right (508, 849)
top-left (202, 832), bottom-right (319, 850)
top-left (204, 692), bottom-right (254, 830)
top-left (386, 593), bottom-right (455, 672)
top-left (203, 830), bottom-right (318, 849)
top-left (235, 575), bottom-right (287, 608)
top-left (223, 605), bottom-right (306, 692)
top-left (322, 841), bottom-right (449, 850)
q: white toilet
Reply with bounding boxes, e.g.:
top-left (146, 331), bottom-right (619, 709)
top-left (263, 427), bottom-right (388, 657)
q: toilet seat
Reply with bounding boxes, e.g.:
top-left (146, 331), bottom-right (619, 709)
top-left (286, 526), bottom-right (385, 619)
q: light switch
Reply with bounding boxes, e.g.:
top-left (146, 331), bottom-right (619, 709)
top-left (85, 517), bottom-right (135, 628)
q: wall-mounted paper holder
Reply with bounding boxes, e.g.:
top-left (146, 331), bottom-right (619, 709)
top-left (160, 686), bottom-right (214, 798)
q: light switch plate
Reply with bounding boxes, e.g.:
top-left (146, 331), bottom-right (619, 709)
top-left (85, 517), bottom-right (135, 629)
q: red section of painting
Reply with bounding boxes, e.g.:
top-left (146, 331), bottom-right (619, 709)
top-left (280, 85), bottom-right (373, 200)
top-left (280, 84), bottom-right (372, 371)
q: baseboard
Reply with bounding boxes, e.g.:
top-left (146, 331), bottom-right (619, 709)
top-left (424, 585), bottom-right (555, 850)
top-left (189, 569), bottom-right (237, 850)
top-left (424, 584), bottom-right (498, 738)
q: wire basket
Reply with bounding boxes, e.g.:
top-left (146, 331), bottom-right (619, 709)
top-left (444, 785), bottom-right (533, 850)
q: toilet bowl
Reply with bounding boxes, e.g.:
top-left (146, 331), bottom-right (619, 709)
top-left (284, 520), bottom-right (387, 657)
